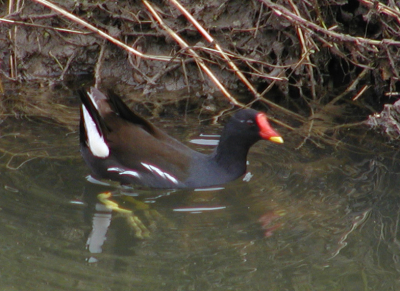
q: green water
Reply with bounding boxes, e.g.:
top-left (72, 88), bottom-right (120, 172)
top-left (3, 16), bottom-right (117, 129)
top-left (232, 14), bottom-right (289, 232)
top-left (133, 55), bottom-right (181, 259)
top-left (0, 116), bottom-right (399, 291)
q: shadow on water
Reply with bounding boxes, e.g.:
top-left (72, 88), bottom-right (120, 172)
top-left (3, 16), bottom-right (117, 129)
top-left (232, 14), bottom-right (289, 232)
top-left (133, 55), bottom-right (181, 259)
top-left (1, 114), bottom-right (400, 290)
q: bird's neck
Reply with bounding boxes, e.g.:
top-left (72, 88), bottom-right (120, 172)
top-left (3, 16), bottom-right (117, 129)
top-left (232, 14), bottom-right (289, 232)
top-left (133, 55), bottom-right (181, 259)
top-left (212, 134), bottom-right (252, 175)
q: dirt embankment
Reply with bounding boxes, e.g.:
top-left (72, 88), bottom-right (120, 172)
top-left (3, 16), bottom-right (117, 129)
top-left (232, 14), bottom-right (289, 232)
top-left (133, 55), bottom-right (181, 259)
top-left (2, 0), bottom-right (400, 142)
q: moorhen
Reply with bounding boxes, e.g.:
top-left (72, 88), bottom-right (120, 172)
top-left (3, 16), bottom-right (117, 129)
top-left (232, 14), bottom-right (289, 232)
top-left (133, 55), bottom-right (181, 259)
top-left (79, 87), bottom-right (283, 189)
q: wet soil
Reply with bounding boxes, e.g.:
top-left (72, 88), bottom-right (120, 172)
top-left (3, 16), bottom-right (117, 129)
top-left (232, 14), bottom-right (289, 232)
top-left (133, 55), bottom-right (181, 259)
top-left (2, 0), bottom-right (400, 142)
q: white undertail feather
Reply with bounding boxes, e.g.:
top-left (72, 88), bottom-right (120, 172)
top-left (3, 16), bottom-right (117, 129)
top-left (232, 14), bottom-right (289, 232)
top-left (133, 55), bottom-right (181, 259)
top-left (87, 91), bottom-right (99, 110)
top-left (82, 104), bottom-right (110, 158)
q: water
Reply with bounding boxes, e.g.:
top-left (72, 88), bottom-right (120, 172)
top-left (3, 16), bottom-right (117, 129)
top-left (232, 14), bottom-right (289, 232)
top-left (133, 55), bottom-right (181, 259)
top-left (0, 114), bottom-right (400, 290)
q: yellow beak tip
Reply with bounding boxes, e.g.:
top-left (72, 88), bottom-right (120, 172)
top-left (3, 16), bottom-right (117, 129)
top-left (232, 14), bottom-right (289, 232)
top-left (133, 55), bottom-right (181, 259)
top-left (269, 136), bottom-right (284, 144)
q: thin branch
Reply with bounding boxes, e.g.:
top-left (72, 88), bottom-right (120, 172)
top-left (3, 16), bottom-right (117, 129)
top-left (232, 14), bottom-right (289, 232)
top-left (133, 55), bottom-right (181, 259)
top-left (169, 0), bottom-right (306, 123)
top-left (288, 0), bottom-right (317, 100)
top-left (351, 85), bottom-right (369, 101)
top-left (328, 67), bottom-right (370, 105)
top-left (259, 0), bottom-right (400, 47)
top-left (94, 41), bottom-right (106, 88)
top-left (143, 0), bottom-right (243, 107)
top-left (0, 18), bottom-right (89, 34)
top-left (169, 0), bottom-right (259, 99)
top-left (359, 0), bottom-right (400, 24)
top-left (32, 0), bottom-right (178, 62)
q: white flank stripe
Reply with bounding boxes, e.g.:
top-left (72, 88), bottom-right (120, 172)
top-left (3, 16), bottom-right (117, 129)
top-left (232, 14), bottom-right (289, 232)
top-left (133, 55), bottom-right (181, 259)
top-left (140, 163), bottom-right (151, 172)
top-left (107, 167), bottom-right (124, 172)
top-left (107, 167), bottom-right (141, 178)
top-left (163, 172), bottom-right (179, 184)
top-left (120, 170), bottom-right (141, 178)
top-left (141, 162), bottom-right (179, 184)
top-left (82, 105), bottom-right (109, 158)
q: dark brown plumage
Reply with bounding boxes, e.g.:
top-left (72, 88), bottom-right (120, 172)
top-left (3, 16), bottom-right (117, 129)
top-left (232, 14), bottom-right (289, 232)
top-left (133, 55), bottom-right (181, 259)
top-left (80, 87), bottom-right (283, 189)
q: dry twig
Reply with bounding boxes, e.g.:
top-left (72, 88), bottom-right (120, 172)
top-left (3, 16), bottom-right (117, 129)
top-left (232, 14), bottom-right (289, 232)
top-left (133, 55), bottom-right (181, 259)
top-left (259, 0), bottom-right (400, 47)
top-left (142, 0), bottom-right (243, 107)
top-left (287, 0), bottom-right (317, 100)
top-left (359, 0), bottom-right (400, 24)
top-left (32, 0), bottom-right (179, 62)
top-left (0, 18), bottom-right (89, 34)
top-left (169, 0), bottom-right (306, 123)
top-left (328, 68), bottom-right (371, 105)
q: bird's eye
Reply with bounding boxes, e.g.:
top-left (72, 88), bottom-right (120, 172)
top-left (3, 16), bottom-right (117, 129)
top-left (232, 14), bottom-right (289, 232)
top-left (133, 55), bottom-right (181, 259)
top-left (246, 119), bottom-right (254, 126)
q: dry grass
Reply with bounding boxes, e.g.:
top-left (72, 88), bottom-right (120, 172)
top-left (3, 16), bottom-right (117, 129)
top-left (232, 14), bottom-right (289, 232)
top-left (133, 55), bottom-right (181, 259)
top-left (2, 0), bottom-right (400, 147)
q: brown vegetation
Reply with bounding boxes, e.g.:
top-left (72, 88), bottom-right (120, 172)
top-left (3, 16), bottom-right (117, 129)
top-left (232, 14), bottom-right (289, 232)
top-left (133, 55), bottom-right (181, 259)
top-left (1, 0), bottom-right (400, 143)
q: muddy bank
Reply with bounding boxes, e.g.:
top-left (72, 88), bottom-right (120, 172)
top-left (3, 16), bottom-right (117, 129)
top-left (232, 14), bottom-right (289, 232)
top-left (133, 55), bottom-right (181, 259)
top-left (2, 0), bottom-right (400, 142)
